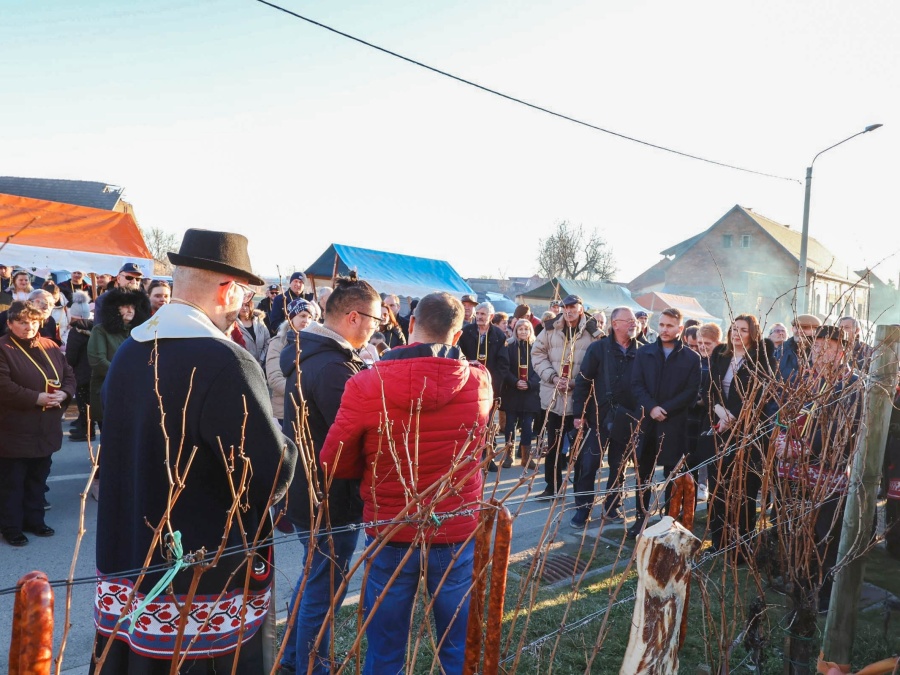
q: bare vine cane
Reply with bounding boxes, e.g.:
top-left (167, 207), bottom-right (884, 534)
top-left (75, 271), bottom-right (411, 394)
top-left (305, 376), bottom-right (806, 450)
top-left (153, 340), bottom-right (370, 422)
top-left (461, 504), bottom-right (498, 675)
top-left (483, 502), bottom-right (513, 675)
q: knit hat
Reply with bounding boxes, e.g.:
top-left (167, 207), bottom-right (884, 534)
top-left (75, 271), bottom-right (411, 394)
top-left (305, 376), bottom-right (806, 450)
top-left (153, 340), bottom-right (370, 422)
top-left (288, 298), bottom-right (316, 319)
top-left (69, 291), bottom-right (92, 320)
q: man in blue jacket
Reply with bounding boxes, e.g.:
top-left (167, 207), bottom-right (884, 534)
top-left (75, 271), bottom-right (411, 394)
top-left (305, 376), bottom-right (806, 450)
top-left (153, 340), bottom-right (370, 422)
top-left (629, 307), bottom-right (700, 538)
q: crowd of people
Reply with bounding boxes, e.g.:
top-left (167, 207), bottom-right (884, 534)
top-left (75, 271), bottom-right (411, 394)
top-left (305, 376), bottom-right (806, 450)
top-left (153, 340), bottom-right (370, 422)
top-left (0, 236), bottom-right (898, 674)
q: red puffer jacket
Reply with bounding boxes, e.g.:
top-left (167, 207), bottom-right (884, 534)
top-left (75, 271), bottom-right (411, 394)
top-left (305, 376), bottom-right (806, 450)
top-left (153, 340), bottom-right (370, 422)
top-left (321, 344), bottom-right (493, 544)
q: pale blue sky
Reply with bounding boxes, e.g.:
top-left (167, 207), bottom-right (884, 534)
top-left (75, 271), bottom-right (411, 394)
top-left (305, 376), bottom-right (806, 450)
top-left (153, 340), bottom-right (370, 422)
top-left (3, 0), bottom-right (898, 287)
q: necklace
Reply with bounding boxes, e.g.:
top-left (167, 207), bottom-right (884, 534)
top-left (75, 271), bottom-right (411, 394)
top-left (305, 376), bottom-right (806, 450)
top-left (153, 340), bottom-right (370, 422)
top-left (9, 335), bottom-right (61, 388)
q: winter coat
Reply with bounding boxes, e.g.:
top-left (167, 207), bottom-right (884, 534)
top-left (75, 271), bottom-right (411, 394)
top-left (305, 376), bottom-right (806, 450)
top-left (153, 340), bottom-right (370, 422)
top-left (531, 312), bottom-right (602, 416)
top-left (94, 303), bottom-right (296, 666)
top-left (500, 339), bottom-right (541, 414)
top-left (265, 322), bottom-right (294, 421)
top-left (268, 289), bottom-right (312, 332)
top-left (631, 339), bottom-right (702, 465)
top-left (58, 279), bottom-right (94, 303)
top-left (235, 310), bottom-right (271, 366)
top-left (321, 343), bottom-right (492, 544)
top-left (65, 318), bottom-right (94, 386)
top-left (380, 323), bottom-right (407, 349)
top-left (573, 336), bottom-right (641, 444)
top-left (281, 321), bottom-right (366, 529)
top-left (0, 334), bottom-right (76, 459)
top-left (87, 289), bottom-right (150, 420)
top-left (777, 336), bottom-right (807, 381)
top-left (458, 323), bottom-right (510, 399)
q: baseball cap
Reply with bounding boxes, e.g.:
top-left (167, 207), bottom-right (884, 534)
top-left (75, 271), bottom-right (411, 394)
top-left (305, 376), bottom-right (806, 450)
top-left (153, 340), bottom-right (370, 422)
top-left (815, 325), bottom-right (848, 346)
top-left (562, 294), bottom-right (583, 306)
top-left (268, 284), bottom-right (279, 291)
top-left (794, 314), bottom-right (822, 329)
top-left (119, 262), bottom-right (143, 277)
top-left (461, 294), bottom-right (478, 305)
top-left (635, 310), bottom-right (649, 319)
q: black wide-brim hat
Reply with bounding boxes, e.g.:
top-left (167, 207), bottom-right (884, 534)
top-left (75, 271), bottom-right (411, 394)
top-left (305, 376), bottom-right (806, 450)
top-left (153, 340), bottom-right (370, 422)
top-left (168, 229), bottom-right (265, 286)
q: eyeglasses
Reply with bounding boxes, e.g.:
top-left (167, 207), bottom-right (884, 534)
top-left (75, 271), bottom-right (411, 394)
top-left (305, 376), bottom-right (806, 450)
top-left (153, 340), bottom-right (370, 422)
top-left (614, 318), bottom-right (637, 324)
top-left (347, 310), bottom-right (381, 324)
top-left (220, 279), bottom-right (254, 297)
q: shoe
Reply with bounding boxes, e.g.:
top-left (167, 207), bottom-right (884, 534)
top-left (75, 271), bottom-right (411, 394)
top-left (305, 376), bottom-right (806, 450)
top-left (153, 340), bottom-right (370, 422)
top-left (570, 512), bottom-right (589, 528)
top-left (23, 524), bottom-right (55, 537)
top-left (487, 461), bottom-right (499, 473)
top-left (69, 419), bottom-right (82, 429)
top-left (602, 507), bottom-right (624, 522)
top-left (2, 529), bottom-right (28, 547)
top-left (697, 483), bottom-right (709, 502)
top-left (626, 522), bottom-right (645, 540)
top-left (502, 454), bottom-right (513, 469)
top-left (534, 489), bottom-right (557, 501)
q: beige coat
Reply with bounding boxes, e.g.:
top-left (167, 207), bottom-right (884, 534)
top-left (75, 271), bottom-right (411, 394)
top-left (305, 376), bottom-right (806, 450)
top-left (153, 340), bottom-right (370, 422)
top-left (265, 322), bottom-right (291, 421)
top-left (531, 312), bottom-right (602, 416)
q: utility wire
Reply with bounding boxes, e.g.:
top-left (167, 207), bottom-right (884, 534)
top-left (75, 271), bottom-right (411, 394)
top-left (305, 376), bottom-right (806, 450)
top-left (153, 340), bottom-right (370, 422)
top-left (254, 0), bottom-right (800, 184)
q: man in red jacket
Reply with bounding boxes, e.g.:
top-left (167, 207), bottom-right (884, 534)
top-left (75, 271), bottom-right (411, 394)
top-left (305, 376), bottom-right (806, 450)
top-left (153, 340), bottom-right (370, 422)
top-left (321, 292), bottom-right (493, 675)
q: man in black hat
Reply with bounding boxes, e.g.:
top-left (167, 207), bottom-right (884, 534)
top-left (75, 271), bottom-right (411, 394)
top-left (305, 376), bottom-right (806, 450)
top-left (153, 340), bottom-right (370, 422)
top-left (257, 283), bottom-right (280, 335)
top-left (269, 272), bottom-right (313, 332)
top-left (92, 229), bottom-right (297, 673)
top-left (92, 261), bottom-right (145, 318)
top-left (459, 293), bottom-right (477, 326)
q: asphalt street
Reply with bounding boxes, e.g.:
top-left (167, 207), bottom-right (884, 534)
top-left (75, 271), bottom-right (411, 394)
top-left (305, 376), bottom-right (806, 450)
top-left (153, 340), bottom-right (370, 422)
top-left (0, 417), bottom-right (656, 674)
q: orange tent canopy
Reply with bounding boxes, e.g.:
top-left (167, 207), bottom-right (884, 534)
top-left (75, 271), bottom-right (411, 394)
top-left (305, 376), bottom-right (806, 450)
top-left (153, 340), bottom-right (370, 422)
top-left (0, 193), bottom-right (153, 274)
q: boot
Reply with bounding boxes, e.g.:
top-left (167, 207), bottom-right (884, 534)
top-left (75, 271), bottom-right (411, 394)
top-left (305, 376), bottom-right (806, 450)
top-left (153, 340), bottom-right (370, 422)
top-left (519, 444), bottom-right (537, 470)
top-left (501, 441), bottom-right (514, 468)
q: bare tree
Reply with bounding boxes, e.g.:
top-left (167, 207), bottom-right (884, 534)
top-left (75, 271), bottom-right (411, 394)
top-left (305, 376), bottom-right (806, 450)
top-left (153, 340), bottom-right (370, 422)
top-left (536, 220), bottom-right (617, 280)
top-left (140, 226), bottom-right (180, 275)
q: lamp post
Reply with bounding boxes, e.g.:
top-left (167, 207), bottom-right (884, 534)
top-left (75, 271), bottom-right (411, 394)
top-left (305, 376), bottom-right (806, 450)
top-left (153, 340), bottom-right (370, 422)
top-left (797, 123), bottom-right (882, 315)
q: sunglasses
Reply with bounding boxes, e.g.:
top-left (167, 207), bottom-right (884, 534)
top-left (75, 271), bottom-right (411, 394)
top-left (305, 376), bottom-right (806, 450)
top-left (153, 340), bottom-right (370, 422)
top-left (123, 274), bottom-right (141, 282)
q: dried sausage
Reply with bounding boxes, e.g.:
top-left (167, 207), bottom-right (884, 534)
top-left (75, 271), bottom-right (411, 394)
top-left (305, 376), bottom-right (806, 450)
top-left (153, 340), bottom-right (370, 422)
top-left (462, 507), bottom-right (496, 675)
top-left (10, 572), bottom-right (49, 675)
top-left (16, 573), bottom-right (54, 675)
top-left (681, 474), bottom-right (696, 531)
top-left (483, 503), bottom-right (512, 675)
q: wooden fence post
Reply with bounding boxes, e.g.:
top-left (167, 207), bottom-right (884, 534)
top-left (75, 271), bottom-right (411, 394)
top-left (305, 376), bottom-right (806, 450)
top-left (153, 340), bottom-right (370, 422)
top-left (822, 325), bottom-right (900, 665)
top-left (620, 516), bottom-right (701, 675)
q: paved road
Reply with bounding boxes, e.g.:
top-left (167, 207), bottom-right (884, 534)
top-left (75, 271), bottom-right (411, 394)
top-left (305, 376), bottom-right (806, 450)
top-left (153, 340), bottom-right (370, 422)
top-left (0, 421), bottom-right (656, 673)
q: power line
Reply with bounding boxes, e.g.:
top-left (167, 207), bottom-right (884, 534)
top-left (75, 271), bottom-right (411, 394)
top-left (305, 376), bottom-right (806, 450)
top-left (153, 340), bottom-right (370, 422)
top-left (254, 0), bottom-right (800, 184)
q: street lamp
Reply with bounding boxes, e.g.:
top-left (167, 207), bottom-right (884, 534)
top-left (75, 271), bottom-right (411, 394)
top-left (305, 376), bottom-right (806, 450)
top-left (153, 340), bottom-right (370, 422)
top-left (797, 123), bottom-right (883, 314)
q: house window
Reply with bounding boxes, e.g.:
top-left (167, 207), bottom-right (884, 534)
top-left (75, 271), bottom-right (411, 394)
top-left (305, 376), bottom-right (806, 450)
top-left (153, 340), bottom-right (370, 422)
top-left (723, 234), bottom-right (733, 248)
top-left (741, 234), bottom-right (751, 248)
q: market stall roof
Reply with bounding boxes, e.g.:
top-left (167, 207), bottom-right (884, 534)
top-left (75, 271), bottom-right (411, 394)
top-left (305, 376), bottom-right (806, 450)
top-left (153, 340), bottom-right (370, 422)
top-left (633, 291), bottom-right (721, 323)
top-left (0, 193), bottom-right (153, 275)
top-left (305, 244), bottom-right (473, 299)
top-left (517, 278), bottom-right (643, 313)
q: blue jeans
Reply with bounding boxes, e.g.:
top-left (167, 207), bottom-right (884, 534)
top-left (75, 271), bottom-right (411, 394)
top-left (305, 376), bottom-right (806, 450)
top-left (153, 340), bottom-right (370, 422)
top-left (362, 536), bottom-right (474, 675)
top-left (281, 528), bottom-right (360, 675)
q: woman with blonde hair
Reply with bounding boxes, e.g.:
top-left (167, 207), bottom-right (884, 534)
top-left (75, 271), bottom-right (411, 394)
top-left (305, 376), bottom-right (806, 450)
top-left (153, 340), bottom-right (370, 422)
top-left (501, 317), bottom-right (540, 468)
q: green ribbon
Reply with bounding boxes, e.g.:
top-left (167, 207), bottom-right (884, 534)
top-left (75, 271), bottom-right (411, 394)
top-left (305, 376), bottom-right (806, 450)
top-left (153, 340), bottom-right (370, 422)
top-left (126, 531), bottom-right (186, 634)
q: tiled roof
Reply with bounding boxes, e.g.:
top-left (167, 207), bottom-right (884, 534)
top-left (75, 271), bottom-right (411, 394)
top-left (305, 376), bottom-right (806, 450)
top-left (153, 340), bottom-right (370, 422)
top-left (0, 176), bottom-right (123, 210)
top-left (740, 207), bottom-right (860, 281)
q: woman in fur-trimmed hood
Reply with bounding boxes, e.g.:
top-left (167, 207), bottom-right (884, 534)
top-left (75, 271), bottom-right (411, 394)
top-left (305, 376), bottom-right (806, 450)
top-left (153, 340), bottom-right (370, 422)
top-left (87, 288), bottom-right (150, 423)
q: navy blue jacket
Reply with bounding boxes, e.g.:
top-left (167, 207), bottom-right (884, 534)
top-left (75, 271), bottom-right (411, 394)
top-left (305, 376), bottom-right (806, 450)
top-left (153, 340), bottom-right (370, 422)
top-left (281, 323), bottom-right (365, 529)
top-left (458, 323), bottom-right (510, 399)
top-left (500, 340), bottom-right (541, 414)
top-left (573, 336), bottom-right (641, 444)
top-left (632, 338), bottom-right (701, 464)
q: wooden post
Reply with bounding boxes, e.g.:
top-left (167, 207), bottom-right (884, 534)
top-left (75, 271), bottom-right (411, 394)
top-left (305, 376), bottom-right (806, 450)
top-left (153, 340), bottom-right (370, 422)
top-left (620, 516), bottom-right (701, 675)
top-left (822, 324), bottom-right (900, 665)
top-left (331, 253), bottom-right (340, 287)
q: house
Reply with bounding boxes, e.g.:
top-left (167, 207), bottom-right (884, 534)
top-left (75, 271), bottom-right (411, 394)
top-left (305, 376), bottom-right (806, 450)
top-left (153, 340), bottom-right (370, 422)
top-left (628, 205), bottom-right (868, 325)
top-left (856, 269), bottom-right (899, 327)
top-left (0, 176), bottom-right (131, 212)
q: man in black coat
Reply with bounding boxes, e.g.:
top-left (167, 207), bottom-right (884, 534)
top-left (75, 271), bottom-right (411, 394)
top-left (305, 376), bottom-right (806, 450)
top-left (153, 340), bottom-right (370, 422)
top-left (572, 306), bottom-right (642, 527)
top-left (629, 307), bottom-right (701, 538)
top-left (279, 272), bottom-right (382, 675)
top-left (92, 230), bottom-right (297, 674)
top-left (458, 301), bottom-right (510, 471)
top-left (57, 269), bottom-right (94, 302)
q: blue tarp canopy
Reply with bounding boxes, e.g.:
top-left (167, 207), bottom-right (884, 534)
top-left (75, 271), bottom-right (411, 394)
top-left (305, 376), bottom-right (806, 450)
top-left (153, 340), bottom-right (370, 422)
top-left (305, 244), bottom-right (473, 300)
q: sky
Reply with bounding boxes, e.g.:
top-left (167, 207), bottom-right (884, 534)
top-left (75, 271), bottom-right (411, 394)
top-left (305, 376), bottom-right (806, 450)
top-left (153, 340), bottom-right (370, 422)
top-left (2, 0), bottom-right (898, 288)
